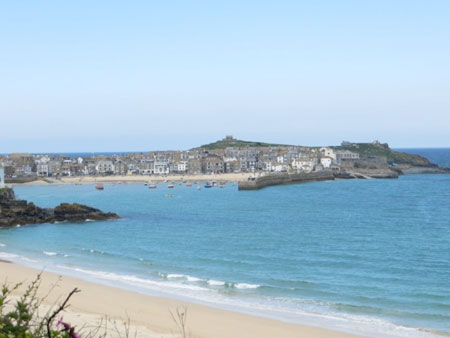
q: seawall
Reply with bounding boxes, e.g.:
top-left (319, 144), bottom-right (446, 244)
top-left (238, 171), bottom-right (335, 190)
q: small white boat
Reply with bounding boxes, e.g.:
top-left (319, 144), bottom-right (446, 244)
top-left (148, 183), bottom-right (157, 189)
top-left (168, 184), bottom-right (174, 188)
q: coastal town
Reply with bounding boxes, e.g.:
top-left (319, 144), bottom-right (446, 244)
top-left (0, 136), bottom-right (401, 183)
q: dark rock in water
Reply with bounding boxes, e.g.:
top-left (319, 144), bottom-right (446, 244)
top-left (0, 188), bottom-right (119, 228)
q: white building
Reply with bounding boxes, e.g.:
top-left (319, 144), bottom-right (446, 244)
top-left (291, 158), bottom-right (316, 172)
top-left (37, 163), bottom-right (49, 177)
top-left (320, 157), bottom-right (333, 168)
top-left (0, 168), bottom-right (5, 188)
top-left (177, 161), bottom-right (188, 173)
top-left (319, 147), bottom-right (336, 160)
top-left (154, 161), bottom-right (170, 175)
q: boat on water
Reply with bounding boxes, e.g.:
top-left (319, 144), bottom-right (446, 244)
top-left (197, 186), bottom-right (201, 190)
top-left (204, 182), bottom-right (213, 188)
top-left (212, 181), bottom-right (218, 187)
top-left (186, 182), bottom-right (192, 187)
top-left (167, 184), bottom-right (174, 188)
top-left (148, 183), bottom-right (157, 189)
top-left (95, 183), bottom-right (104, 190)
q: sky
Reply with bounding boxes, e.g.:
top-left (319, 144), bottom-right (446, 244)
top-left (1, 0), bottom-right (449, 152)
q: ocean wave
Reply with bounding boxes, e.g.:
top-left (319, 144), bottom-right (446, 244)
top-left (43, 251), bottom-right (57, 256)
top-left (0, 243), bottom-right (5, 247)
top-left (82, 248), bottom-right (105, 254)
top-left (39, 262), bottom-right (446, 338)
top-left (0, 251), bottom-right (38, 263)
top-left (234, 283), bottom-right (260, 289)
top-left (186, 276), bottom-right (202, 282)
top-left (164, 273), bottom-right (205, 283)
top-left (207, 280), bottom-right (226, 286)
top-left (0, 252), bottom-right (19, 259)
top-left (57, 266), bottom-right (211, 293)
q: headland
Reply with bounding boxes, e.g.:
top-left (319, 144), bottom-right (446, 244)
top-left (0, 187), bottom-right (118, 227)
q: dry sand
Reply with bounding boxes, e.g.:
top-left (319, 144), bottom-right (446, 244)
top-left (11, 173), bottom-right (254, 186)
top-left (0, 261), bottom-right (364, 338)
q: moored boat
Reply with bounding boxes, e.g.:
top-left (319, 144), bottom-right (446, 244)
top-left (95, 183), bottom-right (104, 190)
top-left (204, 182), bottom-right (213, 188)
top-left (167, 184), bottom-right (174, 188)
top-left (148, 183), bottom-right (157, 189)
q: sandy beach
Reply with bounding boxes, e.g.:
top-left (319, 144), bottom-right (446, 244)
top-left (10, 173), bottom-right (253, 186)
top-left (0, 261), bottom-right (364, 338)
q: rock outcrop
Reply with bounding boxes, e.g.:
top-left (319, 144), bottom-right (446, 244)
top-left (0, 188), bottom-right (119, 228)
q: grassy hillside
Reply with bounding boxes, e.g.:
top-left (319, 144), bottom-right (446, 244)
top-left (195, 138), bottom-right (288, 150)
top-left (335, 143), bottom-right (433, 167)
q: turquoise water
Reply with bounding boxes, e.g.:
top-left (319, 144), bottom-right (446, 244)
top-left (1, 153), bottom-right (450, 337)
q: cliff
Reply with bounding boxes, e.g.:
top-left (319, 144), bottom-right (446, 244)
top-left (0, 188), bottom-right (119, 228)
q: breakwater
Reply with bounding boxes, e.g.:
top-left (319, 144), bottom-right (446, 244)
top-left (238, 171), bottom-right (335, 190)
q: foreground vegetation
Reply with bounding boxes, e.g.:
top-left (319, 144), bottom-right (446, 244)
top-left (0, 274), bottom-right (190, 338)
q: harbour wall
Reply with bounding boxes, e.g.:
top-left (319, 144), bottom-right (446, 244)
top-left (238, 171), bottom-right (335, 190)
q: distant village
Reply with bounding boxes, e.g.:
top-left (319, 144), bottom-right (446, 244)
top-left (0, 136), bottom-right (390, 181)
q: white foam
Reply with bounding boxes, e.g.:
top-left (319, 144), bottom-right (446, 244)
top-left (234, 283), bottom-right (260, 289)
top-left (57, 266), bottom-right (211, 293)
top-left (167, 274), bottom-right (184, 279)
top-left (43, 251), bottom-right (57, 256)
top-left (0, 252), bottom-right (19, 259)
top-left (16, 224), bottom-right (21, 227)
top-left (186, 275), bottom-right (202, 282)
top-left (0, 252), bottom-right (37, 263)
top-left (38, 262), bottom-right (444, 338)
top-left (208, 279), bottom-right (226, 286)
top-left (0, 243), bottom-right (5, 247)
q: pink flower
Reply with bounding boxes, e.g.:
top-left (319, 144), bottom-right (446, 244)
top-left (56, 316), bottom-right (64, 327)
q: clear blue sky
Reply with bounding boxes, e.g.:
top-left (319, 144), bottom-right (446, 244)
top-left (1, 1), bottom-right (449, 152)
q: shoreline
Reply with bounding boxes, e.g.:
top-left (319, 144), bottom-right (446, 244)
top-left (8, 173), bottom-right (252, 186)
top-left (0, 261), bottom-right (364, 338)
top-left (8, 166), bottom-right (449, 187)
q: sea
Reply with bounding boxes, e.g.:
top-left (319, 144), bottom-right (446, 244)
top-left (1, 149), bottom-right (449, 337)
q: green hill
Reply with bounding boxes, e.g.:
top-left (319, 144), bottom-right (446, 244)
top-left (335, 142), bottom-right (433, 167)
top-left (195, 137), bottom-right (288, 150)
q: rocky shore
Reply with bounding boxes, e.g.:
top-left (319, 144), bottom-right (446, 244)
top-left (0, 188), bottom-right (119, 228)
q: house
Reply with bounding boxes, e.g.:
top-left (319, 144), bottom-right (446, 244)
top-left (154, 160), bottom-right (169, 175)
top-left (201, 154), bottom-right (224, 174)
top-left (320, 157), bottom-right (333, 168)
top-left (0, 167), bottom-right (4, 188)
top-left (187, 158), bottom-right (202, 175)
top-left (37, 163), bottom-right (49, 177)
top-left (319, 147), bottom-right (336, 160)
top-left (96, 160), bottom-right (115, 174)
top-left (176, 161), bottom-right (188, 173)
top-left (335, 150), bottom-right (360, 162)
top-left (291, 158), bottom-right (317, 172)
